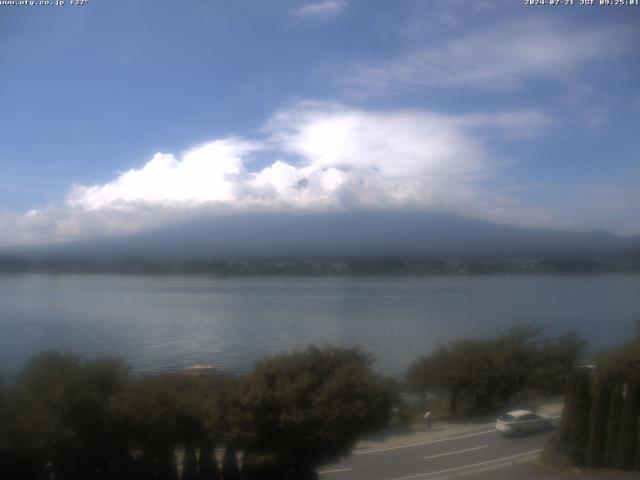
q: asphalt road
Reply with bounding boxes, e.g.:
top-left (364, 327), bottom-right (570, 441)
top-left (317, 428), bottom-right (561, 480)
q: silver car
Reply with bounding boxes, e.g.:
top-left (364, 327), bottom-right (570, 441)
top-left (496, 409), bottom-right (551, 436)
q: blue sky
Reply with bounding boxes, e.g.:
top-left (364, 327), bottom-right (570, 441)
top-left (1, 0), bottom-right (639, 245)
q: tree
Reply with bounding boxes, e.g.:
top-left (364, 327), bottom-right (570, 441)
top-left (406, 346), bottom-right (448, 405)
top-left (31, 354), bottom-right (129, 479)
top-left (172, 374), bottom-right (226, 480)
top-left (1, 352), bottom-right (131, 480)
top-left (182, 441), bottom-right (197, 480)
top-left (221, 446), bottom-right (241, 480)
top-left (605, 384), bottom-right (624, 467)
top-left (597, 329), bottom-right (640, 385)
top-left (198, 439), bottom-right (220, 480)
top-left (407, 340), bottom-right (499, 415)
top-left (586, 376), bottom-right (610, 468)
top-left (407, 327), bottom-right (583, 417)
top-left (236, 346), bottom-right (391, 478)
top-left (449, 340), bottom-right (498, 413)
top-left (558, 370), bottom-right (578, 443)
top-left (116, 375), bottom-right (182, 480)
top-left (491, 325), bottom-right (542, 404)
top-left (568, 367), bottom-right (591, 466)
top-left (406, 345), bottom-right (459, 412)
top-left (533, 332), bottom-right (585, 396)
top-left (615, 383), bottom-right (639, 469)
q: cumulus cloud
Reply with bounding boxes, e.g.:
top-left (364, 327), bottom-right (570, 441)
top-left (335, 18), bottom-right (635, 94)
top-left (68, 139), bottom-right (259, 209)
top-left (0, 103), bottom-right (555, 246)
top-left (292, 0), bottom-right (347, 21)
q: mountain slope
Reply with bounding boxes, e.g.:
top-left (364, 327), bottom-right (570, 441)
top-left (4, 211), bottom-right (638, 260)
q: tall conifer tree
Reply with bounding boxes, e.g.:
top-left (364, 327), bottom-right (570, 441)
top-left (586, 377), bottom-right (610, 468)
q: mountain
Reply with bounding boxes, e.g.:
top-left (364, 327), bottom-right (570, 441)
top-left (3, 210), bottom-right (638, 260)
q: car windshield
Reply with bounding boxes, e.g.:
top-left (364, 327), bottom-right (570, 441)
top-left (498, 414), bottom-right (514, 422)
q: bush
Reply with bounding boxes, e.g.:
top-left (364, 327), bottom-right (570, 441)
top-left (1, 353), bottom-right (130, 480)
top-left (236, 346), bottom-right (391, 474)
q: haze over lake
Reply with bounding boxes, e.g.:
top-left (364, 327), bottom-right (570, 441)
top-left (1, 273), bottom-right (638, 378)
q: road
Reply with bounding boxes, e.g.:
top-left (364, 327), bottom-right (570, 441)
top-left (317, 428), bottom-right (562, 480)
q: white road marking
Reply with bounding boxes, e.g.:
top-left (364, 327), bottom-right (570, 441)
top-left (353, 430), bottom-right (497, 455)
top-left (318, 467), bottom-right (352, 475)
top-left (423, 445), bottom-right (488, 460)
top-left (388, 449), bottom-right (543, 480)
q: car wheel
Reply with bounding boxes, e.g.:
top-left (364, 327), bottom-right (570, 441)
top-left (513, 428), bottom-right (522, 437)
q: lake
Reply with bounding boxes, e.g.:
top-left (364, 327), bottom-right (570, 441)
top-left (1, 274), bottom-right (639, 377)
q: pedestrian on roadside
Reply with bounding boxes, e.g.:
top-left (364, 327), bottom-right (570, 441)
top-left (423, 410), bottom-right (432, 430)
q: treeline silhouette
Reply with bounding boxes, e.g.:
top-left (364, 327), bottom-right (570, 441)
top-left (0, 346), bottom-right (391, 480)
top-left (2, 254), bottom-right (639, 275)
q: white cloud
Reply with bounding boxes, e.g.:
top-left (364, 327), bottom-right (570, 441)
top-left (336, 19), bottom-right (634, 94)
top-left (0, 103), bottom-right (558, 246)
top-left (292, 0), bottom-right (347, 21)
top-left (68, 139), bottom-right (259, 209)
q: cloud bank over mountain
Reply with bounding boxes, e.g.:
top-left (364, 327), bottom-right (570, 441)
top-left (0, 103), bottom-right (556, 246)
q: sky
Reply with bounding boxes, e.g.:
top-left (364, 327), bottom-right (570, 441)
top-left (1, 0), bottom-right (639, 246)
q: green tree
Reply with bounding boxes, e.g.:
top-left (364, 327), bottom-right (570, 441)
top-left (604, 383), bottom-right (624, 467)
top-left (615, 383), bottom-right (639, 469)
top-left (406, 345), bottom-right (448, 405)
top-left (533, 332), bottom-right (585, 396)
top-left (407, 326), bottom-right (582, 417)
top-left (116, 375), bottom-right (182, 480)
top-left (558, 370), bottom-right (578, 443)
top-left (598, 329), bottom-right (640, 385)
top-left (2, 352), bottom-right (131, 480)
top-left (236, 346), bottom-right (391, 478)
top-left (452, 340), bottom-right (498, 412)
top-left (491, 325), bottom-right (541, 404)
top-left (406, 346), bottom-right (459, 412)
top-left (221, 446), bottom-right (241, 480)
top-left (171, 374), bottom-right (226, 480)
top-left (200, 374), bottom-right (240, 479)
top-left (182, 440), bottom-right (197, 480)
top-left (568, 367), bottom-right (591, 466)
top-left (586, 376), bottom-right (610, 468)
top-left (408, 341), bottom-right (498, 415)
top-left (198, 439), bottom-right (220, 480)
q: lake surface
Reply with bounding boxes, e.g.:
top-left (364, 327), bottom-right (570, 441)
top-left (1, 274), bottom-right (639, 377)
